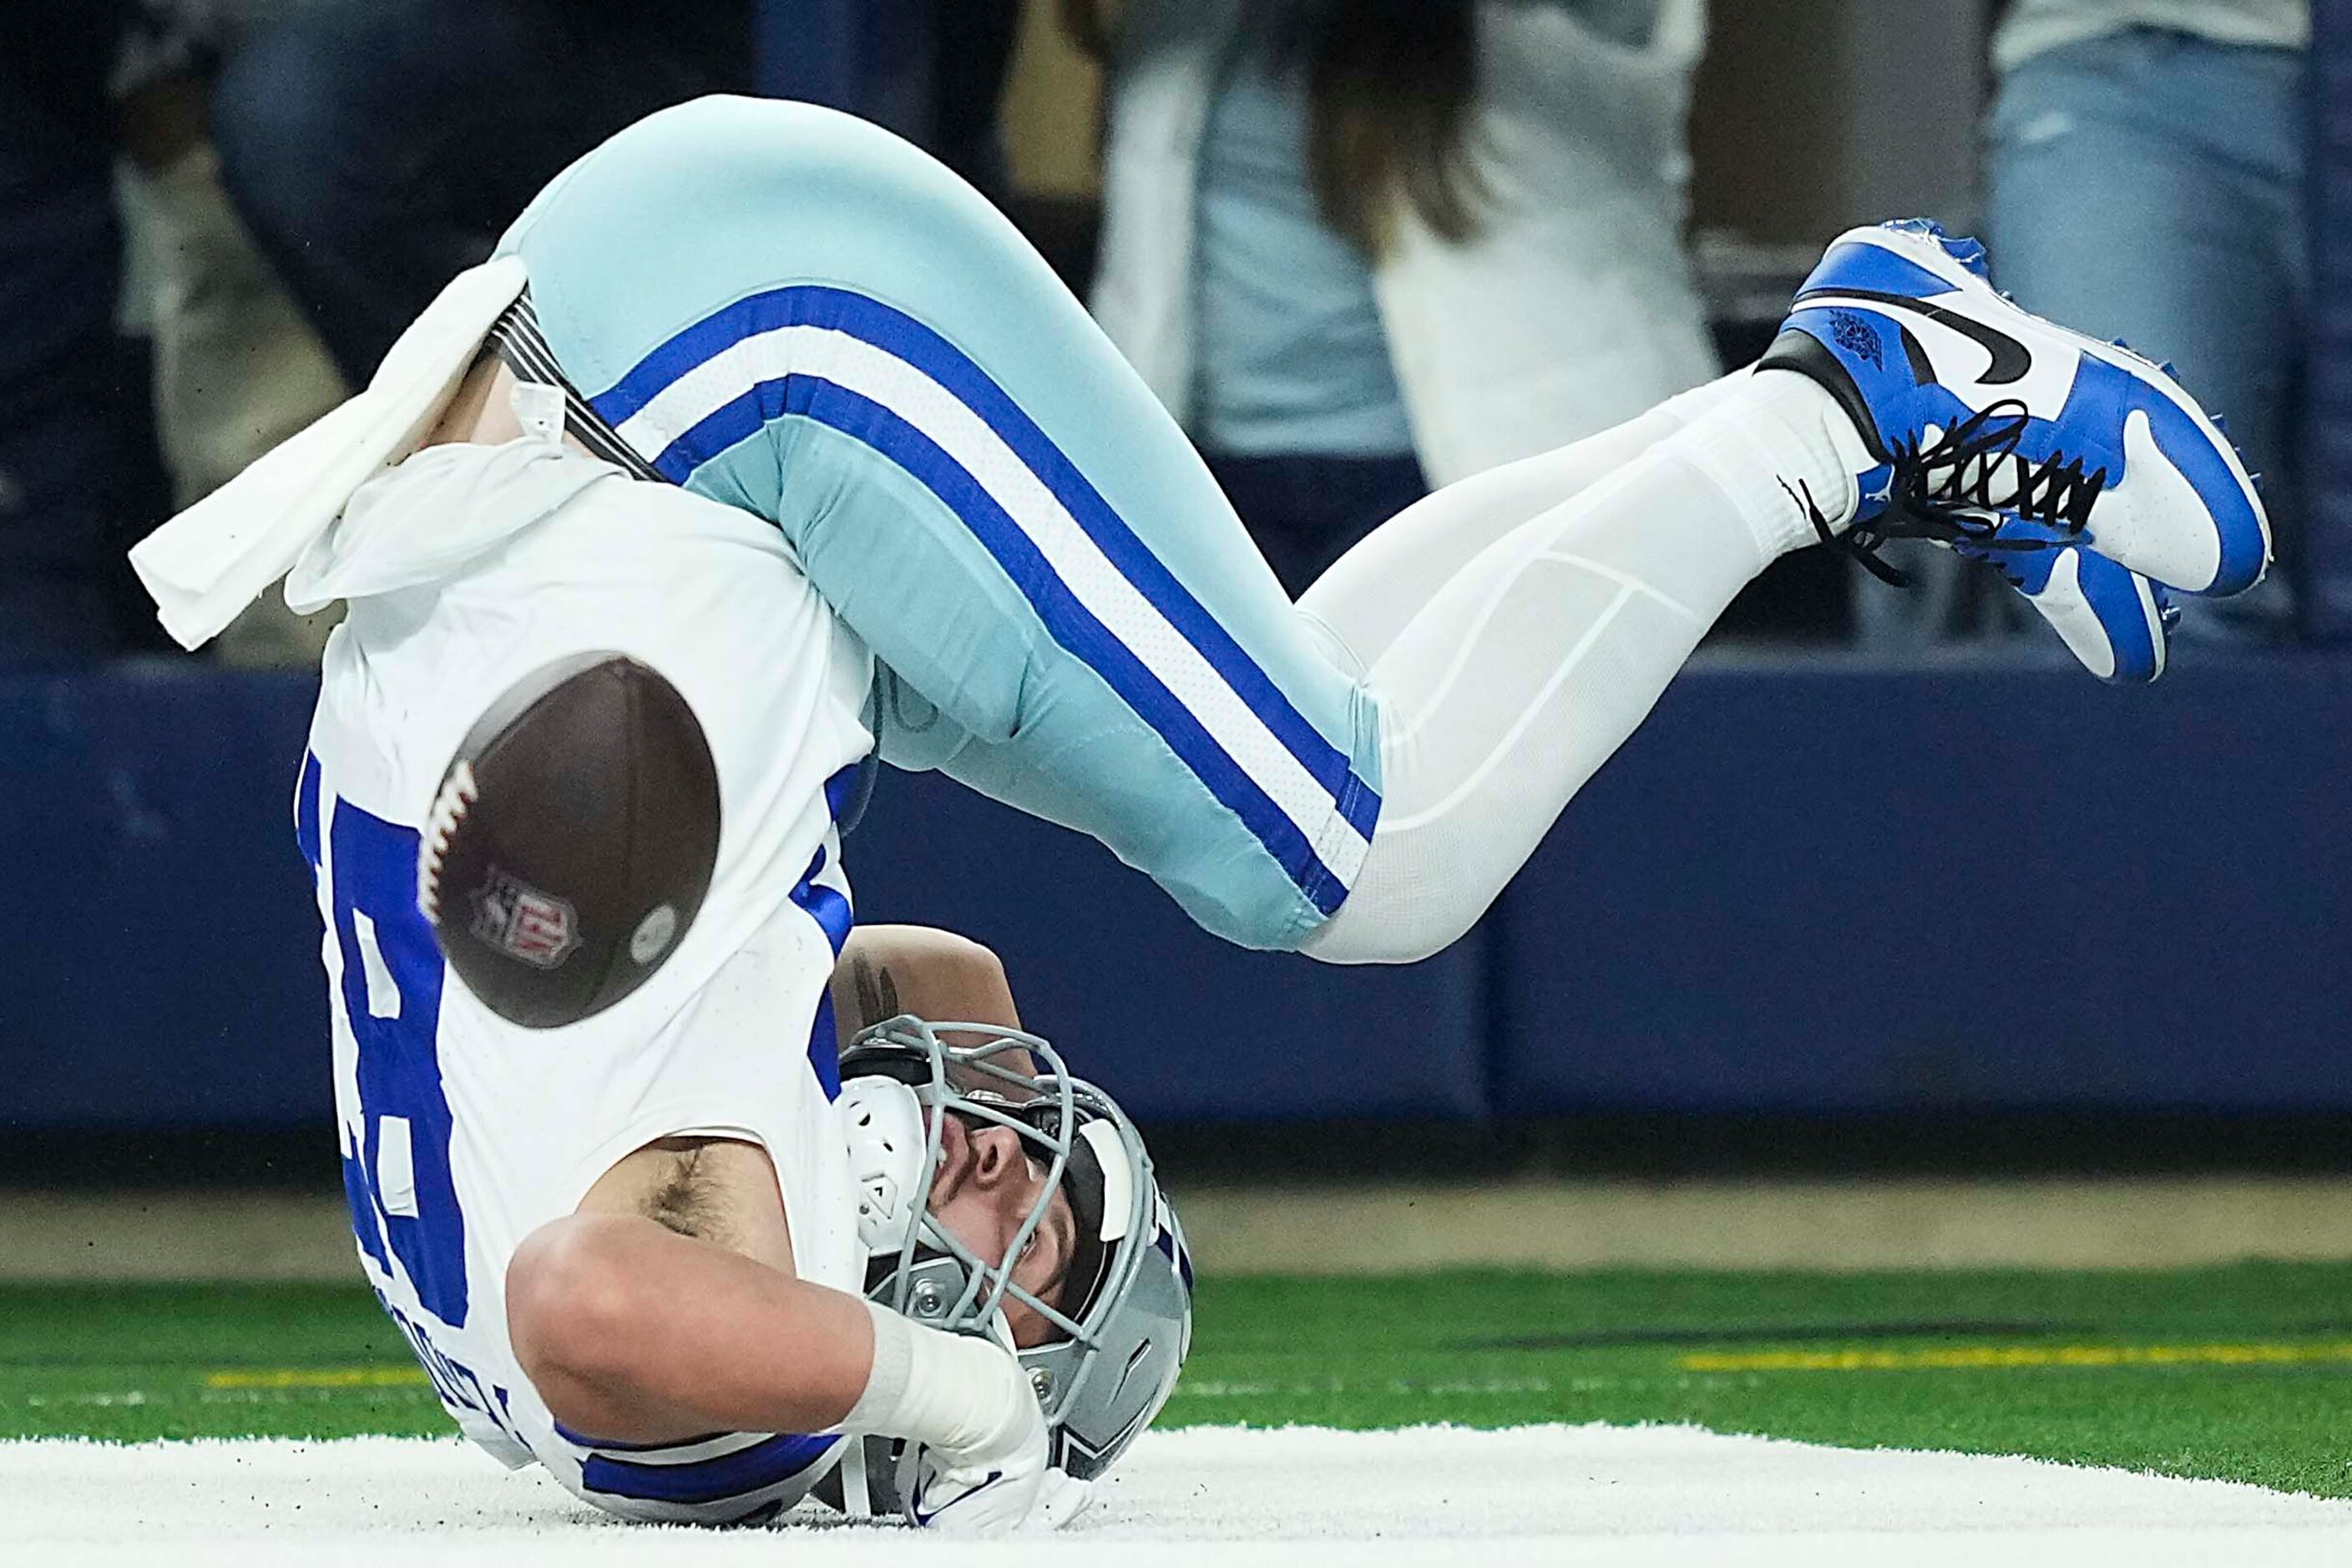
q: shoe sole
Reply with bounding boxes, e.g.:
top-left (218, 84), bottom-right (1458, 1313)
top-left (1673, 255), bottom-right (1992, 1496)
top-left (1949, 529), bottom-right (2170, 684)
top-left (2047, 545), bottom-right (2170, 684)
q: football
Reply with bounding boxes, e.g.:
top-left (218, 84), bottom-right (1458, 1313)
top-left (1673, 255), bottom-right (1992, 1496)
top-left (417, 651), bottom-right (721, 1029)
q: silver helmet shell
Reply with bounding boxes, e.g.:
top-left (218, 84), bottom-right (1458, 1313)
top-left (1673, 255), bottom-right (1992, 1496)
top-left (834, 1015), bottom-right (1194, 1497)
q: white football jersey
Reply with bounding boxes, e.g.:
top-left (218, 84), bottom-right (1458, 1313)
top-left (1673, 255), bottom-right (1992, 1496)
top-left (298, 441), bottom-right (878, 1521)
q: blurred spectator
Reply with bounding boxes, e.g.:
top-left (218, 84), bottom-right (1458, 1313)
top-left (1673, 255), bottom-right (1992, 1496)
top-left (212, 1), bottom-right (1024, 389)
top-left (756, 0), bottom-right (1024, 199)
top-left (210, 1), bottom-right (754, 387)
top-left (1869, 0), bottom-right (2311, 653)
top-left (0, 1), bottom-right (394, 670)
top-left (1080, 0), bottom-right (1717, 594)
top-left (1844, 0), bottom-right (2304, 649)
top-left (118, 4), bottom-right (345, 516)
top-left (0, 4), bottom-right (143, 669)
top-left (1986, 0), bottom-right (2309, 643)
top-left (114, 2), bottom-right (349, 666)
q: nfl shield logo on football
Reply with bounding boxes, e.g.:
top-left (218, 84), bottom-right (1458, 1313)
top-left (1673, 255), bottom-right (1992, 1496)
top-left (469, 867), bottom-right (580, 970)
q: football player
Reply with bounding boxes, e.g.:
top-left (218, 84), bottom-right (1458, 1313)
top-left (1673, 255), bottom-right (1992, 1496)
top-left (492, 919), bottom-right (1191, 1531)
top-left (130, 95), bottom-right (2264, 1534)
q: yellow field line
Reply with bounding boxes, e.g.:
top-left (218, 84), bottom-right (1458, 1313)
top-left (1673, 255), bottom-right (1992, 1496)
top-left (204, 1342), bottom-right (2352, 1388)
top-left (1682, 1341), bottom-right (2352, 1373)
top-left (205, 1368), bottom-right (430, 1389)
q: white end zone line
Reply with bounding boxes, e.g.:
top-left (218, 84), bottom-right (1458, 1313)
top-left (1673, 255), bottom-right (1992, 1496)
top-left (5, 1424), bottom-right (2350, 1567)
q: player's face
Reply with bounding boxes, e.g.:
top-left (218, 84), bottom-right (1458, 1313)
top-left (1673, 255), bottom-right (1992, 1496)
top-left (924, 1114), bottom-right (1079, 1349)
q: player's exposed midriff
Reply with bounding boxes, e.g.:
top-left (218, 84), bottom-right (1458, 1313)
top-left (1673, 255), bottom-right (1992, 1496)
top-left (422, 352), bottom-right (598, 459)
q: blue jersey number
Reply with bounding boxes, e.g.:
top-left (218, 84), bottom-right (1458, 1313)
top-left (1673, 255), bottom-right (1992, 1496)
top-left (303, 757), bottom-right (471, 1328)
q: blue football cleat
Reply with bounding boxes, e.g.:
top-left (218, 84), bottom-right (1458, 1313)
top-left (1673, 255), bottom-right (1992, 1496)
top-left (1760, 220), bottom-right (2270, 597)
top-left (1957, 524), bottom-right (2177, 684)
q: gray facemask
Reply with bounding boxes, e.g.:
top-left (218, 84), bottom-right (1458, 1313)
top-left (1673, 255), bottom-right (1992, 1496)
top-left (830, 1015), bottom-right (1194, 1514)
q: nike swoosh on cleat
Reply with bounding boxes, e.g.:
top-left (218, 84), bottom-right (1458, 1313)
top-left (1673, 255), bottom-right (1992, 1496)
top-left (912, 1469), bottom-right (1004, 1526)
top-left (1798, 286), bottom-right (2031, 387)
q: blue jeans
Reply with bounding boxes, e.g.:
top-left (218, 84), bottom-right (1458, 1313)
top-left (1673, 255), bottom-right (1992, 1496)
top-left (1987, 26), bottom-right (2308, 638)
top-left (0, 13), bottom-right (134, 668)
top-left (212, 1), bottom-right (746, 385)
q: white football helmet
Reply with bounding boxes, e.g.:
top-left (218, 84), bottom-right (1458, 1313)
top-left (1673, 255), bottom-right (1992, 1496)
top-left (827, 1015), bottom-right (1193, 1522)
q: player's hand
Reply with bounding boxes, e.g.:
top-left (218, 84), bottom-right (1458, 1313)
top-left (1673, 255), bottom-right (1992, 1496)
top-left (907, 1394), bottom-right (1050, 1535)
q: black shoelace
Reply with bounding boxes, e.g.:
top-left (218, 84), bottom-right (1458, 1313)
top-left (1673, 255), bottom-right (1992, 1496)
top-left (1791, 400), bottom-right (2111, 587)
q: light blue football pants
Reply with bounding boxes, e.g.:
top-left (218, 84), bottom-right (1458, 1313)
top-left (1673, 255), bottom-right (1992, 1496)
top-left (498, 96), bottom-right (1846, 959)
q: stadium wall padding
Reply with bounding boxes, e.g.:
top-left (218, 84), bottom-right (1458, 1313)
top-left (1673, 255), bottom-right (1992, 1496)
top-left (2, 665), bottom-right (322, 1125)
top-left (2, 655), bottom-right (2346, 1130)
top-left (1493, 655), bottom-right (2352, 1114)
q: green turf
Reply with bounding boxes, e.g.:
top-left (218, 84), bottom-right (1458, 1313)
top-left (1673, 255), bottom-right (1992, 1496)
top-left (8, 1263), bottom-right (2352, 1497)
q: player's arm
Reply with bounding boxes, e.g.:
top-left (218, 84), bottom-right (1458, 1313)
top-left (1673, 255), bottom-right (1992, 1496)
top-left (503, 927), bottom-right (1058, 1532)
top-left (832, 924), bottom-right (1021, 1036)
top-left (508, 1197), bottom-right (1046, 1532)
top-left (831, 925), bottom-right (1044, 1077)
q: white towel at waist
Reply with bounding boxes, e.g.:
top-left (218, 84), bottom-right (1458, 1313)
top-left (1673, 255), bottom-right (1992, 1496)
top-left (286, 438), bottom-right (619, 609)
top-left (129, 255), bottom-right (529, 650)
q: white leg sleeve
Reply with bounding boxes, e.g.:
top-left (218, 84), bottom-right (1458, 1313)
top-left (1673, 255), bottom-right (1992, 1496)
top-left (1297, 368), bottom-right (1760, 671)
top-left (1300, 370), bottom-right (1869, 964)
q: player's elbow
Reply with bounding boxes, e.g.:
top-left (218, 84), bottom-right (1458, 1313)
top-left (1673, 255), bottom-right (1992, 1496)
top-left (507, 1216), bottom-right (650, 1401)
top-left (940, 933), bottom-right (1009, 996)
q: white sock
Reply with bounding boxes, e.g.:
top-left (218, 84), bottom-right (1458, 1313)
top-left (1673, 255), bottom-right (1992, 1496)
top-left (1678, 369), bottom-right (1870, 559)
top-left (1301, 370), bottom-right (1867, 964)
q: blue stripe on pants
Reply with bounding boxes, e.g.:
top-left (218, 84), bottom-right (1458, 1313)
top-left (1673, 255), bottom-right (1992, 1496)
top-left (587, 284), bottom-right (1382, 856)
top-left (499, 95), bottom-right (1386, 948)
